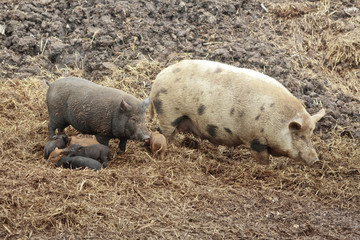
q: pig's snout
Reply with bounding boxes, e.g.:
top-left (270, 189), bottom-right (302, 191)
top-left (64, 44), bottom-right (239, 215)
top-left (302, 148), bottom-right (320, 166)
top-left (133, 128), bottom-right (149, 141)
top-left (305, 157), bottom-right (319, 166)
top-left (142, 135), bottom-right (150, 141)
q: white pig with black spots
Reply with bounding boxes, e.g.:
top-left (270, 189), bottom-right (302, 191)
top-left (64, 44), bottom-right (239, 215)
top-left (149, 60), bottom-right (325, 166)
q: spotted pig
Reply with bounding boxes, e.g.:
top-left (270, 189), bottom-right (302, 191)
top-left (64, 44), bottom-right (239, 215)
top-left (149, 60), bottom-right (326, 166)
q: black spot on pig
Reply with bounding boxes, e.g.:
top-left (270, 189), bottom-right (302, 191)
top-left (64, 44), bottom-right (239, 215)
top-left (260, 105), bottom-right (265, 111)
top-left (175, 78), bottom-right (181, 82)
top-left (215, 67), bottom-right (222, 73)
top-left (239, 110), bottom-right (246, 118)
top-left (160, 88), bottom-right (168, 94)
top-left (154, 99), bottom-right (163, 115)
top-left (255, 114), bottom-right (260, 120)
top-left (198, 104), bottom-right (206, 115)
top-left (171, 116), bottom-right (187, 127)
top-left (251, 139), bottom-right (267, 153)
top-left (270, 103), bottom-right (275, 107)
top-left (207, 124), bottom-right (218, 138)
top-left (224, 128), bottom-right (232, 134)
top-left (230, 108), bottom-right (235, 116)
top-left (260, 128), bottom-right (264, 133)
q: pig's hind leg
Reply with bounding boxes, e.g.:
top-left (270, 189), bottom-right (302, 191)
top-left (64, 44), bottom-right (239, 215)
top-left (157, 115), bottom-right (181, 138)
top-left (95, 135), bottom-right (110, 146)
top-left (48, 118), bottom-right (69, 138)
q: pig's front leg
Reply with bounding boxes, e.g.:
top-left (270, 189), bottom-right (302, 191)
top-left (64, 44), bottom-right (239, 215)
top-left (95, 135), bottom-right (110, 146)
top-left (118, 137), bottom-right (127, 153)
top-left (250, 138), bottom-right (270, 165)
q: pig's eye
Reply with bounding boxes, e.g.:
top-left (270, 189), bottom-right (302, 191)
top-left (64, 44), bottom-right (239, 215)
top-left (129, 118), bottom-right (137, 124)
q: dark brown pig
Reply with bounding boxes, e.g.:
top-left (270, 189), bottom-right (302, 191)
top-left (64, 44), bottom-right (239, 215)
top-left (43, 134), bottom-right (69, 159)
top-left (63, 144), bottom-right (110, 167)
top-left (55, 155), bottom-right (102, 171)
top-left (146, 131), bottom-right (167, 160)
top-left (149, 60), bottom-right (326, 166)
top-left (46, 77), bottom-right (150, 152)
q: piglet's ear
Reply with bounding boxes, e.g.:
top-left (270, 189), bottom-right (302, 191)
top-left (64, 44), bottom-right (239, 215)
top-left (62, 135), bottom-right (69, 143)
top-left (120, 100), bottom-right (131, 111)
top-left (312, 109), bottom-right (326, 123)
top-left (289, 120), bottom-right (302, 131)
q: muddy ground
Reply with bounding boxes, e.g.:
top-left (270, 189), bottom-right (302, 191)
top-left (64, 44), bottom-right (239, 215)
top-left (1, 0), bottom-right (360, 239)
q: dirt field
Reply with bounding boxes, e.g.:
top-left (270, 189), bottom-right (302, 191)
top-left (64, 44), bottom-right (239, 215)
top-left (1, 0), bottom-right (360, 239)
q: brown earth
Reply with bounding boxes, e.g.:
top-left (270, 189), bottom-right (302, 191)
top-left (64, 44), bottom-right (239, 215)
top-left (1, 0), bottom-right (360, 239)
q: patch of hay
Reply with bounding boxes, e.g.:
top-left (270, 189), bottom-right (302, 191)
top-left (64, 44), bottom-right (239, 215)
top-left (1, 57), bottom-right (360, 239)
top-left (268, 2), bottom-right (317, 19)
top-left (324, 28), bottom-right (360, 70)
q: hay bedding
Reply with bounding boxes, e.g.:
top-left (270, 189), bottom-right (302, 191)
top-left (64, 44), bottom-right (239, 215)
top-left (1, 0), bottom-right (360, 239)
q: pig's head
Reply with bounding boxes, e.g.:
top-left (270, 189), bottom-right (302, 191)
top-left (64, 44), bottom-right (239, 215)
top-left (48, 147), bottom-right (66, 163)
top-left (285, 109), bottom-right (326, 166)
top-left (63, 144), bottom-right (84, 156)
top-left (50, 134), bottom-right (69, 145)
top-left (121, 97), bottom-right (150, 141)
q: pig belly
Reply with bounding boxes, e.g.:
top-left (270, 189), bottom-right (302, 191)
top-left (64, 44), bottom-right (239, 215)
top-left (155, 88), bottom-right (250, 147)
top-left (64, 95), bottom-right (114, 136)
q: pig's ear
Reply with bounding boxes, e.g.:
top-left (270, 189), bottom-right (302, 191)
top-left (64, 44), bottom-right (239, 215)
top-left (289, 120), bottom-right (302, 131)
top-left (311, 109), bottom-right (326, 123)
top-left (143, 97), bottom-right (150, 108)
top-left (62, 135), bottom-right (69, 143)
top-left (120, 100), bottom-right (131, 111)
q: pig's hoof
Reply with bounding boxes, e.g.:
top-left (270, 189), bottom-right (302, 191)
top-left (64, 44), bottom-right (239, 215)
top-left (256, 158), bottom-right (270, 165)
top-left (251, 150), bottom-right (270, 165)
top-left (311, 160), bottom-right (322, 168)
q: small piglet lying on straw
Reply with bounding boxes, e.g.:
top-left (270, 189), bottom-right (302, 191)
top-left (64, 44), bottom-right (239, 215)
top-left (63, 144), bottom-right (110, 167)
top-left (55, 155), bottom-right (102, 171)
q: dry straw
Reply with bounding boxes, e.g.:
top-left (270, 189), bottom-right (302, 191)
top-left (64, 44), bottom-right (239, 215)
top-left (1, 1), bottom-right (360, 237)
top-left (1, 57), bottom-right (359, 238)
